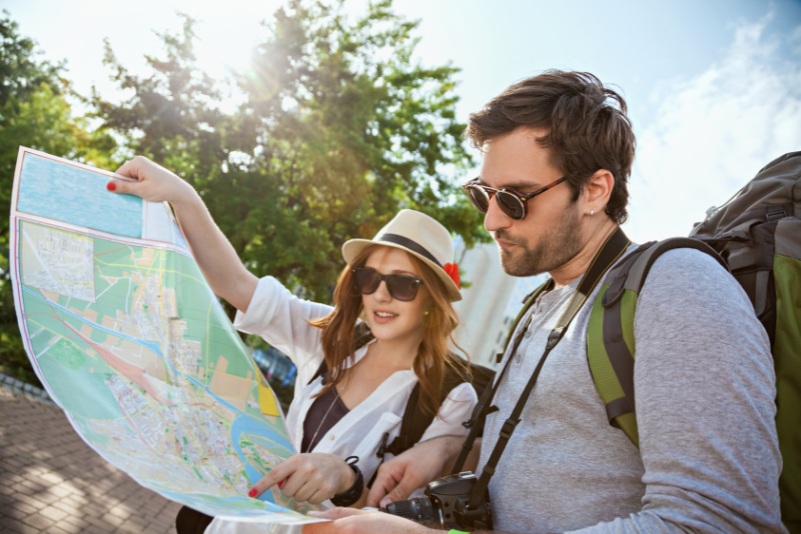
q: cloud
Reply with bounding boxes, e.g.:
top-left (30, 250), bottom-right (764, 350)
top-left (625, 18), bottom-right (801, 243)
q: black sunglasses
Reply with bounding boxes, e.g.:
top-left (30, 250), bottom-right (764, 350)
top-left (352, 268), bottom-right (424, 302)
top-left (462, 176), bottom-right (567, 220)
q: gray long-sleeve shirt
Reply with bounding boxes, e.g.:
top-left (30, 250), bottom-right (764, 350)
top-left (478, 247), bottom-right (785, 533)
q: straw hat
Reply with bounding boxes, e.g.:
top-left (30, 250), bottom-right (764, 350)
top-left (342, 209), bottom-right (462, 301)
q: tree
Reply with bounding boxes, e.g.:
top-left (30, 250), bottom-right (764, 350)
top-left (92, 13), bottom-right (225, 171)
top-left (0, 11), bottom-right (115, 384)
top-left (95, 0), bottom-right (487, 306)
top-left (2, 0), bottom-right (486, 386)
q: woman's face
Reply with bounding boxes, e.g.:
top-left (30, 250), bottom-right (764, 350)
top-left (361, 246), bottom-right (431, 343)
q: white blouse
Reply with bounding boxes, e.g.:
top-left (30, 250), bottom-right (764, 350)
top-left (206, 276), bottom-right (477, 533)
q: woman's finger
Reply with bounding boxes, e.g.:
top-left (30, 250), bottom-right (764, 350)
top-left (114, 156), bottom-right (150, 181)
top-left (307, 488), bottom-right (333, 505)
top-left (284, 465), bottom-right (328, 503)
top-left (291, 479), bottom-right (319, 504)
top-left (106, 178), bottom-right (143, 197)
top-left (301, 473), bottom-right (338, 505)
top-left (249, 458), bottom-right (299, 498)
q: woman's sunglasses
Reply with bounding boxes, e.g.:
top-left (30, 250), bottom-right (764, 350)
top-left (462, 176), bottom-right (567, 220)
top-left (352, 268), bottom-right (424, 302)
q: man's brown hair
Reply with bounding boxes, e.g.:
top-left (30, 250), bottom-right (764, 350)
top-left (466, 70), bottom-right (635, 224)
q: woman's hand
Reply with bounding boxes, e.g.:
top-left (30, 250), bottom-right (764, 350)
top-left (109, 156), bottom-right (197, 206)
top-left (110, 155), bottom-right (258, 310)
top-left (249, 454), bottom-right (358, 505)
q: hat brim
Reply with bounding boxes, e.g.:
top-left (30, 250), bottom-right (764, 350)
top-left (342, 239), bottom-right (462, 302)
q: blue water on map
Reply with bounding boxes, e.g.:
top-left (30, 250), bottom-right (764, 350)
top-left (230, 414), bottom-right (294, 503)
top-left (25, 282), bottom-right (294, 508)
top-left (182, 373), bottom-right (295, 497)
top-left (21, 287), bottom-right (163, 356)
top-left (17, 153), bottom-right (142, 238)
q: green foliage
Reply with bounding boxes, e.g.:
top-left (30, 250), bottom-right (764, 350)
top-left (94, 0), bottom-right (487, 303)
top-left (1, 1), bottom-right (488, 386)
top-left (0, 11), bottom-right (115, 385)
top-left (92, 13), bottom-right (224, 169)
top-left (0, 10), bottom-right (64, 107)
top-left (0, 14), bottom-right (68, 385)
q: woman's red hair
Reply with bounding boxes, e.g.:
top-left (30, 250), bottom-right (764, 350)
top-left (308, 245), bottom-right (469, 417)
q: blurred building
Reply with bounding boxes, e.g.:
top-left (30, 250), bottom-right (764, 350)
top-left (452, 239), bottom-right (546, 369)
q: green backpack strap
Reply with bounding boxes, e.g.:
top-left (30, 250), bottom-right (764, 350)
top-left (587, 238), bottom-right (728, 448)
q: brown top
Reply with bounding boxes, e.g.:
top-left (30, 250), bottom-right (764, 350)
top-left (301, 387), bottom-right (350, 453)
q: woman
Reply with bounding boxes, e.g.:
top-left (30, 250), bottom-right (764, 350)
top-left (109, 157), bottom-right (478, 533)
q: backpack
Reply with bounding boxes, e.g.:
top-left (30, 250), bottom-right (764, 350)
top-left (503, 152), bottom-right (801, 532)
top-left (308, 322), bottom-right (496, 463)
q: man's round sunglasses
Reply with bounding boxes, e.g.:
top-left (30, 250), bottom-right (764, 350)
top-left (462, 176), bottom-right (567, 220)
top-left (352, 268), bottom-right (424, 302)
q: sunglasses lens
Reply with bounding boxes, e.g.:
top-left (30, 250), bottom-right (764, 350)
top-left (353, 269), bottom-right (380, 294)
top-left (465, 185), bottom-right (490, 213)
top-left (386, 275), bottom-right (420, 302)
top-left (496, 191), bottom-right (526, 220)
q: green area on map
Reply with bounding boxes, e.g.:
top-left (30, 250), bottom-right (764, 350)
top-left (17, 219), bottom-right (313, 519)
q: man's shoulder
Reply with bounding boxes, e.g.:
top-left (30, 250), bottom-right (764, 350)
top-left (645, 248), bottom-right (736, 285)
top-left (645, 245), bottom-right (729, 279)
top-left (606, 243), bottom-right (735, 300)
top-left (633, 244), bottom-right (757, 327)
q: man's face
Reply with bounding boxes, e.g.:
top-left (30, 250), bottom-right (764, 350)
top-left (479, 128), bottom-right (584, 277)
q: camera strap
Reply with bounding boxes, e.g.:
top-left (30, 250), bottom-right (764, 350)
top-left (451, 282), bottom-right (550, 474)
top-left (464, 227), bottom-right (630, 511)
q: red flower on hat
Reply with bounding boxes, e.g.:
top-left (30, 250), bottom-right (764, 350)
top-left (443, 263), bottom-right (461, 290)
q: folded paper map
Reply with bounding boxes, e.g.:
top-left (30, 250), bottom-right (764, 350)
top-left (9, 147), bottom-right (324, 524)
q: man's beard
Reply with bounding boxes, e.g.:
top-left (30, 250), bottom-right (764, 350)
top-left (495, 206), bottom-right (584, 277)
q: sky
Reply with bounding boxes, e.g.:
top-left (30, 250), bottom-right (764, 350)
top-left (5, 0), bottom-right (801, 243)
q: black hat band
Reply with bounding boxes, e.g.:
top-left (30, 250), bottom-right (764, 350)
top-left (379, 233), bottom-right (442, 268)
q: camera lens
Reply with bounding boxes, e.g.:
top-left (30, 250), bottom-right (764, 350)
top-left (380, 497), bottom-right (440, 524)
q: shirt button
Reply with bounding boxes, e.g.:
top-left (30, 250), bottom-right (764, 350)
top-left (329, 435), bottom-right (335, 440)
top-left (524, 330), bottom-right (533, 338)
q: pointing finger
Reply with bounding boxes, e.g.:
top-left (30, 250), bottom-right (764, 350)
top-left (249, 457), bottom-right (298, 498)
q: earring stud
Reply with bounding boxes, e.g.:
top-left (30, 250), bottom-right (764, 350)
top-left (590, 209), bottom-right (595, 217)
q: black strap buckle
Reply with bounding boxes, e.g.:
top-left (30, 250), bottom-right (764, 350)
top-left (545, 328), bottom-right (564, 351)
top-left (499, 418), bottom-right (519, 440)
top-left (376, 431), bottom-right (389, 459)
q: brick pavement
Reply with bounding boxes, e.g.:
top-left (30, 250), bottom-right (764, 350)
top-left (0, 387), bottom-right (181, 533)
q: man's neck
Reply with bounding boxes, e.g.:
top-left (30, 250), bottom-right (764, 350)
top-left (549, 219), bottom-right (619, 288)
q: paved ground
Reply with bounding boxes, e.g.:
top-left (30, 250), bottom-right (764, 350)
top-left (0, 387), bottom-right (182, 534)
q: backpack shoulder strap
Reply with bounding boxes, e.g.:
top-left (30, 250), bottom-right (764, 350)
top-left (308, 360), bottom-right (329, 386)
top-left (381, 359), bottom-right (494, 460)
top-left (587, 238), bottom-right (727, 448)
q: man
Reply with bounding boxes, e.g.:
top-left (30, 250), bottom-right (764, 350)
top-left (304, 71), bottom-right (785, 533)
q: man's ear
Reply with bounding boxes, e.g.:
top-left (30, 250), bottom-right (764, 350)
top-left (582, 169), bottom-right (615, 213)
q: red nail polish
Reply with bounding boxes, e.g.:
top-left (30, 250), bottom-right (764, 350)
top-left (248, 488), bottom-right (257, 498)
top-left (278, 481), bottom-right (284, 489)
top-left (107, 182), bottom-right (116, 191)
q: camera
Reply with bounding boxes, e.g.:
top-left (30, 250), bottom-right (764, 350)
top-left (379, 472), bottom-right (492, 530)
